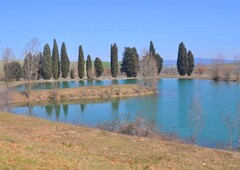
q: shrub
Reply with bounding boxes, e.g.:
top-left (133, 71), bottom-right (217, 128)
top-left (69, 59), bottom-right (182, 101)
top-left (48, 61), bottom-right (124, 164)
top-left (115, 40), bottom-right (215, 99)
top-left (98, 115), bottom-right (158, 138)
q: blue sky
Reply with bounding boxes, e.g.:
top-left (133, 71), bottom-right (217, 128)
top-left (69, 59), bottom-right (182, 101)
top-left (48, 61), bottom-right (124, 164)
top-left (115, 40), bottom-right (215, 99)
top-left (0, 0), bottom-right (240, 61)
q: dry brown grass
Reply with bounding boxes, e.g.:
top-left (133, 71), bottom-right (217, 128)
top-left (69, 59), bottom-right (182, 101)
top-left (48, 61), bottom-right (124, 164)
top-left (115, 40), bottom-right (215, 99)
top-left (0, 84), bottom-right (153, 105)
top-left (0, 112), bottom-right (240, 169)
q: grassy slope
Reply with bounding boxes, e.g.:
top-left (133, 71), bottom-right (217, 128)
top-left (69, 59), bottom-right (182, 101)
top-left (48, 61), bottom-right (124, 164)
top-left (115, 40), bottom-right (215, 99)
top-left (0, 112), bottom-right (240, 169)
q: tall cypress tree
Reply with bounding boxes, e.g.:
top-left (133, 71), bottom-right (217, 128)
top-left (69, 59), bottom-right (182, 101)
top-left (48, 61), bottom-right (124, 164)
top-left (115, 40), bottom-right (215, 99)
top-left (149, 41), bottom-right (156, 57)
top-left (94, 57), bottom-right (104, 78)
top-left (149, 41), bottom-right (163, 75)
top-left (121, 47), bottom-right (139, 77)
top-left (52, 39), bottom-right (59, 79)
top-left (187, 50), bottom-right (194, 76)
top-left (78, 45), bottom-right (85, 79)
top-left (156, 53), bottom-right (163, 74)
top-left (38, 52), bottom-right (44, 79)
top-left (42, 44), bottom-right (52, 80)
top-left (61, 42), bottom-right (70, 78)
top-left (86, 55), bottom-right (92, 79)
top-left (110, 43), bottom-right (118, 78)
top-left (177, 42), bottom-right (188, 76)
top-left (133, 47), bottom-right (139, 71)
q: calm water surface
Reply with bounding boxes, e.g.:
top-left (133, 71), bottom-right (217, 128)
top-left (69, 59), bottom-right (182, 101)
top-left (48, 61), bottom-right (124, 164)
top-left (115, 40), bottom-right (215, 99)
top-left (14, 79), bottom-right (140, 90)
top-left (10, 79), bottom-right (240, 149)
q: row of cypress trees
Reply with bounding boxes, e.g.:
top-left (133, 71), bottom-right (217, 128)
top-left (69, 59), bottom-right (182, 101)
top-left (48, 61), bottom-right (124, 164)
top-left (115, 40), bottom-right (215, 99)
top-left (39, 40), bottom-right (165, 79)
top-left (78, 46), bottom-right (103, 79)
top-left (177, 42), bottom-right (194, 76)
top-left (40, 40), bottom-right (104, 80)
top-left (40, 40), bottom-right (70, 80)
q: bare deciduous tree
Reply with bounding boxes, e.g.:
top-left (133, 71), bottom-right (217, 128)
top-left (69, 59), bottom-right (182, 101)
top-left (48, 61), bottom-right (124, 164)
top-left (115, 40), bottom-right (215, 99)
top-left (235, 102), bottom-right (240, 150)
top-left (195, 63), bottom-right (206, 76)
top-left (23, 38), bottom-right (40, 97)
top-left (1, 47), bottom-right (15, 107)
top-left (221, 103), bottom-right (240, 150)
top-left (139, 50), bottom-right (158, 92)
top-left (211, 56), bottom-right (224, 81)
top-left (223, 65), bottom-right (233, 82)
top-left (234, 55), bottom-right (240, 82)
top-left (188, 97), bottom-right (204, 144)
top-left (222, 111), bottom-right (235, 150)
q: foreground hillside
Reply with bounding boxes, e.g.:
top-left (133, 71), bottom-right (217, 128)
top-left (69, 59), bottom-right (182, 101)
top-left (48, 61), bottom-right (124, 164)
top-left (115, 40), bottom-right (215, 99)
top-left (0, 112), bottom-right (240, 169)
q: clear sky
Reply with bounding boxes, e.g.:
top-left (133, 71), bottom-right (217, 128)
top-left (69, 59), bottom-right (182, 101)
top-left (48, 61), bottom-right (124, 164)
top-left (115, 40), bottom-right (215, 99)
top-left (0, 0), bottom-right (240, 61)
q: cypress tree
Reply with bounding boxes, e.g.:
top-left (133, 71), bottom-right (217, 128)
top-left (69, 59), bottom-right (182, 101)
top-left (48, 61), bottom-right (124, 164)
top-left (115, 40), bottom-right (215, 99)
top-left (177, 42), bottom-right (188, 76)
top-left (42, 44), bottom-right (52, 80)
top-left (86, 55), bottom-right (92, 79)
top-left (149, 41), bottom-right (163, 75)
top-left (94, 57), bottom-right (104, 78)
top-left (52, 39), bottom-right (59, 79)
top-left (61, 42), bottom-right (70, 78)
top-left (70, 68), bottom-right (75, 79)
top-left (110, 43), bottom-right (118, 78)
top-left (133, 47), bottom-right (139, 71)
top-left (187, 50), bottom-right (194, 76)
top-left (149, 41), bottom-right (156, 57)
top-left (78, 45), bottom-right (85, 79)
top-left (38, 52), bottom-right (44, 79)
top-left (156, 53), bottom-right (163, 74)
top-left (121, 47), bottom-right (139, 77)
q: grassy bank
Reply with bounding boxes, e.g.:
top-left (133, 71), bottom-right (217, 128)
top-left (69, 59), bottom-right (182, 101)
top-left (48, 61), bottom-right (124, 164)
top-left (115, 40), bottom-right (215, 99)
top-left (1, 84), bottom-right (153, 106)
top-left (0, 112), bottom-right (240, 169)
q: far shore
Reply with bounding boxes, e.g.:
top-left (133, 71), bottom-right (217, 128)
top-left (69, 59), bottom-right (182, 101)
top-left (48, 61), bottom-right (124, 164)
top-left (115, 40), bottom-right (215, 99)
top-left (0, 72), bottom-right (239, 91)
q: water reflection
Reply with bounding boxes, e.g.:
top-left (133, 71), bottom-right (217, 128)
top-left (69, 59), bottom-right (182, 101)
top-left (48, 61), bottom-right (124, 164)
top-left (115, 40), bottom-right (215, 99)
top-left (45, 105), bottom-right (53, 116)
top-left (80, 104), bottom-right (85, 113)
top-left (63, 105), bottom-right (68, 116)
top-left (79, 80), bottom-right (85, 86)
top-left (54, 104), bottom-right (61, 120)
top-left (62, 81), bottom-right (69, 88)
top-left (111, 99), bottom-right (119, 114)
top-left (15, 79), bottom-right (139, 91)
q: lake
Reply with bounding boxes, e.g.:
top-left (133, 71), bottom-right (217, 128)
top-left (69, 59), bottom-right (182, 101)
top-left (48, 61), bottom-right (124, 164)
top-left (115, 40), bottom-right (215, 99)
top-left (14, 79), bottom-right (141, 91)
top-left (9, 79), bottom-right (240, 149)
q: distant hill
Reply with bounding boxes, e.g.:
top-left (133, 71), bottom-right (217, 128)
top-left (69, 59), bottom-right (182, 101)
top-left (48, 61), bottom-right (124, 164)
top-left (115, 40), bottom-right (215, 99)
top-left (163, 58), bottom-right (235, 67)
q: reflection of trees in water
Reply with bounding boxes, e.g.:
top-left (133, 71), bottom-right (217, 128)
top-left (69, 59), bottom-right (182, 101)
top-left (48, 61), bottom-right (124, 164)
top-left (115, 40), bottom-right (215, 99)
top-left (63, 105), bottom-right (68, 116)
top-left (79, 80), bottom-right (85, 86)
top-left (62, 81), bottom-right (69, 88)
top-left (188, 96), bottom-right (203, 144)
top-left (221, 102), bottom-right (240, 150)
top-left (112, 79), bottom-right (118, 85)
top-left (45, 105), bottom-right (53, 116)
top-left (54, 104), bottom-right (61, 120)
top-left (27, 105), bottom-right (33, 116)
top-left (111, 99), bottom-right (119, 114)
top-left (177, 79), bottom-right (195, 128)
top-left (87, 80), bottom-right (93, 86)
top-left (80, 104), bottom-right (85, 113)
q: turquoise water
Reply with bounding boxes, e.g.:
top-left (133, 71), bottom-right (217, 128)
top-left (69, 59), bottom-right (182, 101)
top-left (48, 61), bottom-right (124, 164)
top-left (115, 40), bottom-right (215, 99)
top-left (14, 79), bottom-right (141, 90)
top-left (10, 79), bottom-right (240, 149)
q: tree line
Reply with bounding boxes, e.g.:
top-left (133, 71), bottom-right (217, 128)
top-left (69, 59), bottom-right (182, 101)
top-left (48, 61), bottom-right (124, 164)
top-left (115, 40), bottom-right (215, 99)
top-left (2, 39), bottom-right (195, 82)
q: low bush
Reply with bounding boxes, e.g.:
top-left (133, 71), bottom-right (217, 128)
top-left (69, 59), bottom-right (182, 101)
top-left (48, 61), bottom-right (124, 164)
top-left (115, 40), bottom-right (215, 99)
top-left (98, 115), bottom-right (159, 138)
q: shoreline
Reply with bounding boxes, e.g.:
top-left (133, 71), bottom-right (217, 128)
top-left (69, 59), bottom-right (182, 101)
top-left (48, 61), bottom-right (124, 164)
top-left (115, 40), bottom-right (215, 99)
top-left (1, 84), bottom-right (154, 106)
